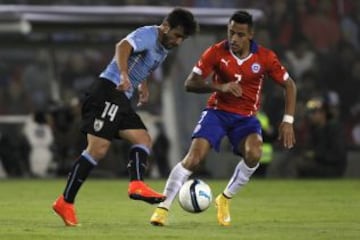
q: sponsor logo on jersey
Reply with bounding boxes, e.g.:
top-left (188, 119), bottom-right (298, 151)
top-left (94, 118), bottom-right (104, 132)
top-left (221, 58), bottom-right (230, 66)
top-left (251, 63), bottom-right (261, 73)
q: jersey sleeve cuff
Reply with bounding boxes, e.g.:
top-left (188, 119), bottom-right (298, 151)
top-left (125, 37), bottom-right (138, 51)
top-left (193, 66), bottom-right (203, 75)
top-left (283, 72), bottom-right (289, 81)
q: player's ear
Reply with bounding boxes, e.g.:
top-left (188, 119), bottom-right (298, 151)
top-left (162, 21), bottom-right (170, 34)
top-left (248, 29), bottom-right (254, 40)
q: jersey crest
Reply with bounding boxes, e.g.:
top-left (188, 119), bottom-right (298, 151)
top-left (251, 63), bottom-right (261, 73)
top-left (94, 118), bottom-right (104, 132)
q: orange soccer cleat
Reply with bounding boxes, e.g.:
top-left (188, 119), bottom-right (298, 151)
top-left (128, 180), bottom-right (166, 204)
top-left (52, 195), bottom-right (78, 226)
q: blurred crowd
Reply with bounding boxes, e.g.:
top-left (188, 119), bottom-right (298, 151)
top-left (0, 0), bottom-right (359, 178)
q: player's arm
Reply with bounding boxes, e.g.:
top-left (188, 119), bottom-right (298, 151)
top-left (185, 72), bottom-right (220, 93)
top-left (115, 39), bottom-right (133, 91)
top-left (185, 44), bottom-right (242, 96)
top-left (185, 72), bottom-right (242, 97)
top-left (266, 49), bottom-right (297, 149)
top-left (282, 77), bottom-right (296, 120)
top-left (278, 76), bottom-right (297, 149)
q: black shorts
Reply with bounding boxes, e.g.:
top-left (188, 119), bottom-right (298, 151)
top-left (80, 78), bottom-right (146, 140)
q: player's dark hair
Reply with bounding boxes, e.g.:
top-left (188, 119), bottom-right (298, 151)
top-left (229, 11), bottom-right (253, 29)
top-left (164, 8), bottom-right (198, 36)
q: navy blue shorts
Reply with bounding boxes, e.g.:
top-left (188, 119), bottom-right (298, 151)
top-left (192, 109), bottom-right (261, 155)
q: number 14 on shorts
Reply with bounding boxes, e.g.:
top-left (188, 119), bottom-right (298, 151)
top-left (101, 101), bottom-right (118, 122)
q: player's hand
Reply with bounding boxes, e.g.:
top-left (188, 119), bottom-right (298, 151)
top-left (137, 83), bottom-right (149, 107)
top-left (117, 74), bottom-right (131, 91)
top-left (278, 122), bottom-right (296, 149)
top-left (220, 82), bottom-right (242, 97)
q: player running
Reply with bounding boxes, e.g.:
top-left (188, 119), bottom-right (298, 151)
top-left (52, 8), bottom-right (198, 226)
top-left (150, 10), bottom-right (296, 226)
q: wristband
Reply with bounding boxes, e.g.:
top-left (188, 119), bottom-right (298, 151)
top-left (282, 114), bottom-right (294, 124)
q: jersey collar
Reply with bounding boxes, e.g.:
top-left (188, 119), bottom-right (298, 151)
top-left (226, 40), bottom-right (258, 66)
top-left (250, 40), bottom-right (258, 53)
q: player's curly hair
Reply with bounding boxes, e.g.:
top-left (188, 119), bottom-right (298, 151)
top-left (164, 8), bottom-right (198, 37)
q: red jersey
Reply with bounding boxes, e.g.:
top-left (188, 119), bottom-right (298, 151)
top-left (193, 40), bottom-right (289, 116)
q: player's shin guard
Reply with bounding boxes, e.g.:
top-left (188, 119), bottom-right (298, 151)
top-left (158, 162), bottom-right (192, 209)
top-left (127, 144), bottom-right (150, 181)
top-left (63, 150), bottom-right (97, 203)
top-left (223, 160), bottom-right (259, 198)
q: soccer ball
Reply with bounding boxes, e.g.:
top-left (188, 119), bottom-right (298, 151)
top-left (178, 179), bottom-right (212, 213)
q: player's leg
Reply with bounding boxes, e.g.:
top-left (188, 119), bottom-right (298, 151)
top-left (224, 133), bottom-right (262, 197)
top-left (119, 128), bottom-right (166, 204)
top-left (53, 134), bottom-right (111, 226)
top-left (216, 133), bottom-right (262, 226)
top-left (52, 79), bottom-right (119, 226)
top-left (161, 138), bottom-right (211, 209)
top-left (64, 134), bottom-right (110, 202)
top-left (215, 115), bottom-right (262, 226)
top-left (151, 109), bottom-right (224, 226)
top-left (150, 138), bottom-right (211, 226)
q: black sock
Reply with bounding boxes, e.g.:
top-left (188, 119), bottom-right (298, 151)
top-left (127, 145), bottom-right (149, 181)
top-left (63, 152), bottom-right (96, 203)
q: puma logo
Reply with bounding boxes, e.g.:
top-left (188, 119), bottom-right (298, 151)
top-left (221, 58), bottom-right (230, 66)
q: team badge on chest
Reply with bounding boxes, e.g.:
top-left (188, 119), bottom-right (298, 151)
top-left (251, 63), bottom-right (261, 73)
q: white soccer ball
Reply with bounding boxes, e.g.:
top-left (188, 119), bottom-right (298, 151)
top-left (178, 179), bottom-right (212, 213)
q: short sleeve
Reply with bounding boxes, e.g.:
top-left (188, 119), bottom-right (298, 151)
top-left (192, 45), bottom-right (218, 79)
top-left (266, 50), bottom-right (290, 84)
top-left (125, 27), bottom-right (157, 52)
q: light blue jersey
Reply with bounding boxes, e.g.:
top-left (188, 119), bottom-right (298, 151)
top-left (100, 26), bottom-right (168, 98)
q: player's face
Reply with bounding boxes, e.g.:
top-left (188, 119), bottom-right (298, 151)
top-left (227, 21), bottom-right (253, 55)
top-left (161, 25), bottom-right (187, 49)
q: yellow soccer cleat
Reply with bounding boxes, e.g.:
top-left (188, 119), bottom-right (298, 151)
top-left (150, 207), bottom-right (169, 226)
top-left (215, 194), bottom-right (231, 226)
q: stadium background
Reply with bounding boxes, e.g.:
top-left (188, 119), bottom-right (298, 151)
top-left (0, 0), bottom-right (359, 179)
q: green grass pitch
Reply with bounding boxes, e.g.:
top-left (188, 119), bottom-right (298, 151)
top-left (0, 179), bottom-right (359, 240)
